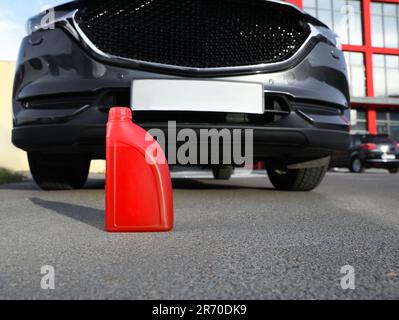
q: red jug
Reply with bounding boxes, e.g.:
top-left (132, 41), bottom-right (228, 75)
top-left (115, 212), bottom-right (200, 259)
top-left (106, 107), bottom-right (174, 232)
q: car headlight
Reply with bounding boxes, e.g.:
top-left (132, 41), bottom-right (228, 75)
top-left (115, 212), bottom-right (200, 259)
top-left (26, 10), bottom-right (55, 35)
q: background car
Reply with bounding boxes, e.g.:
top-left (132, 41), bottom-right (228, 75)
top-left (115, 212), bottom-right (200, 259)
top-left (331, 134), bottom-right (399, 173)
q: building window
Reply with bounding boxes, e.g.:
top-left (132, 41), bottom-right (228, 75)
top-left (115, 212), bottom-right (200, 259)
top-left (377, 110), bottom-right (399, 141)
top-left (344, 52), bottom-right (366, 97)
top-left (352, 109), bottom-right (368, 134)
top-left (371, 2), bottom-right (399, 48)
top-left (373, 54), bottom-right (399, 97)
top-left (303, 0), bottom-right (363, 45)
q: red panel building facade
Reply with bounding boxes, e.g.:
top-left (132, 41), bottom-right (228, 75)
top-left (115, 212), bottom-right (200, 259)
top-left (287, 0), bottom-right (399, 141)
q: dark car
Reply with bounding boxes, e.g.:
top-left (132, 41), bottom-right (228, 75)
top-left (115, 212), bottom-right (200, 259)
top-left (12, 0), bottom-right (350, 191)
top-left (331, 134), bottom-right (399, 173)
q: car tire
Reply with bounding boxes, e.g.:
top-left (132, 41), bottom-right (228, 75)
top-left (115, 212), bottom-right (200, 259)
top-left (28, 153), bottom-right (91, 190)
top-left (389, 167), bottom-right (398, 174)
top-left (212, 166), bottom-right (234, 180)
top-left (350, 157), bottom-right (364, 173)
top-left (267, 165), bottom-right (328, 192)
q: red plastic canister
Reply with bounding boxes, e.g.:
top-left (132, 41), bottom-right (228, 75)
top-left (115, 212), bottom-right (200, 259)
top-left (106, 107), bottom-right (174, 232)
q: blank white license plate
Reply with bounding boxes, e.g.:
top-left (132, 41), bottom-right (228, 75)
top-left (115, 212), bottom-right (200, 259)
top-left (131, 79), bottom-right (264, 114)
top-left (382, 154), bottom-right (396, 160)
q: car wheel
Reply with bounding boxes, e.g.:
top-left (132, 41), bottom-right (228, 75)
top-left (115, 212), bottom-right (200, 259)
top-left (28, 153), bottom-right (91, 190)
top-left (389, 167), bottom-right (398, 174)
top-left (212, 166), bottom-right (234, 180)
top-left (350, 157), bottom-right (364, 173)
top-left (267, 165), bottom-right (328, 192)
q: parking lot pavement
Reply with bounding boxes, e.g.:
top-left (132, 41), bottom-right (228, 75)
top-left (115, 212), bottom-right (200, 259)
top-left (0, 171), bottom-right (398, 300)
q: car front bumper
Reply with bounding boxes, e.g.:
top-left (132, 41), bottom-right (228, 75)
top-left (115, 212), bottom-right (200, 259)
top-left (12, 103), bottom-right (349, 165)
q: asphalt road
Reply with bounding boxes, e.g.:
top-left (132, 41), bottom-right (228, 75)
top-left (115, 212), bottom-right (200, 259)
top-left (0, 171), bottom-right (398, 300)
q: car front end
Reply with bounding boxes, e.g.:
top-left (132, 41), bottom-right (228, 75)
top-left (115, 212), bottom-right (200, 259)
top-left (12, 0), bottom-right (351, 190)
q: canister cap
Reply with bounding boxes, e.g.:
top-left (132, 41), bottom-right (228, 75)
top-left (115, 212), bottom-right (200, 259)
top-left (108, 107), bottom-right (132, 121)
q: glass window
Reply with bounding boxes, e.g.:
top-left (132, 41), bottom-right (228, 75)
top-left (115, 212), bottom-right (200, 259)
top-left (386, 56), bottom-right (399, 96)
top-left (377, 124), bottom-right (389, 135)
top-left (305, 7), bottom-right (317, 17)
top-left (333, 0), bottom-right (347, 12)
top-left (318, 0), bottom-right (330, 10)
top-left (373, 54), bottom-right (385, 67)
top-left (391, 126), bottom-right (399, 141)
top-left (384, 3), bottom-right (397, 17)
top-left (352, 123), bottom-right (367, 133)
top-left (344, 52), bottom-right (366, 97)
top-left (304, 0), bottom-right (317, 7)
top-left (357, 109), bottom-right (366, 120)
top-left (303, 0), bottom-right (363, 45)
top-left (371, 14), bottom-right (384, 47)
top-left (372, 2), bottom-right (382, 15)
top-left (351, 109), bottom-right (367, 134)
top-left (319, 9), bottom-right (333, 28)
top-left (390, 113), bottom-right (399, 121)
top-left (371, 2), bottom-right (399, 48)
top-left (373, 54), bottom-right (399, 97)
top-left (377, 110), bottom-right (388, 121)
top-left (384, 17), bottom-right (398, 48)
top-left (376, 110), bottom-right (399, 141)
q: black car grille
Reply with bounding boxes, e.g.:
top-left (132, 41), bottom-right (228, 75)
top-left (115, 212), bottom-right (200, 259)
top-left (76, 0), bottom-right (310, 69)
